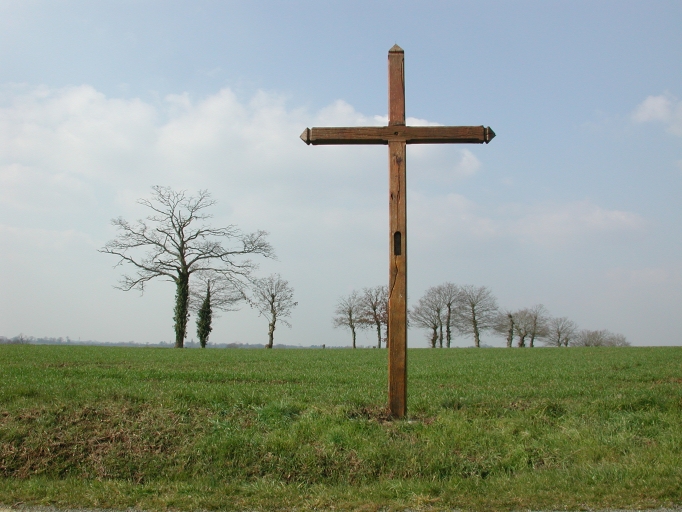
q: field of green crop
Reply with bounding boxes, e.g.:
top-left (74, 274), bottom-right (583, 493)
top-left (0, 344), bottom-right (681, 511)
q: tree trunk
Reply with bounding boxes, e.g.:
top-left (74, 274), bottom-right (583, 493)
top-left (506, 313), bottom-right (514, 348)
top-left (430, 327), bottom-right (438, 348)
top-left (351, 325), bottom-right (356, 349)
top-left (472, 308), bottom-right (480, 348)
top-left (517, 334), bottom-right (526, 348)
top-left (529, 333), bottom-right (535, 348)
top-left (375, 320), bottom-right (382, 349)
top-left (438, 321), bottom-right (443, 348)
top-left (267, 320), bottom-right (276, 348)
top-left (173, 272), bottom-right (190, 348)
top-left (196, 285), bottom-right (212, 348)
top-left (445, 306), bottom-right (452, 348)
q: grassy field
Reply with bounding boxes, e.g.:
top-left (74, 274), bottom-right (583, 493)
top-left (0, 344), bottom-right (681, 511)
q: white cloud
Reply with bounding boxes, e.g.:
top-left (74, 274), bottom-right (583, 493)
top-left (505, 201), bottom-right (645, 247)
top-left (409, 191), bottom-right (496, 245)
top-left (452, 149), bottom-right (481, 177)
top-left (632, 94), bottom-right (673, 122)
top-left (409, 196), bottom-right (644, 252)
top-left (632, 93), bottom-right (682, 136)
top-left (407, 146), bottom-right (483, 187)
top-left (0, 86), bottom-right (486, 222)
top-left (0, 86), bottom-right (645, 253)
top-left (315, 99), bottom-right (379, 126)
top-left (0, 84), bottom-right (159, 215)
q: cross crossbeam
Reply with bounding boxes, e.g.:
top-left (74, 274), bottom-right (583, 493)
top-left (300, 125), bottom-right (495, 145)
top-left (301, 45), bottom-right (495, 418)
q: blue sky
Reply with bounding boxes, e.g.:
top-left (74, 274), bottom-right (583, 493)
top-left (1, 1), bottom-right (681, 347)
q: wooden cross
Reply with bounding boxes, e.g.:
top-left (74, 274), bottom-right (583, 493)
top-left (301, 45), bottom-right (495, 418)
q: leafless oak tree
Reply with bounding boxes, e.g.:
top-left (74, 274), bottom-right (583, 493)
top-left (510, 306), bottom-right (548, 348)
top-left (410, 292), bottom-right (442, 348)
top-left (100, 186), bottom-right (273, 348)
top-left (360, 285), bottom-right (388, 349)
top-left (250, 274), bottom-right (297, 349)
top-left (333, 291), bottom-right (365, 348)
top-left (571, 329), bottom-right (630, 347)
top-left (513, 309), bottom-right (538, 347)
top-left (493, 310), bottom-right (516, 348)
top-left (413, 286), bottom-right (447, 347)
top-left (544, 317), bottom-right (578, 347)
top-left (454, 285), bottom-right (499, 348)
top-left (526, 304), bottom-right (550, 348)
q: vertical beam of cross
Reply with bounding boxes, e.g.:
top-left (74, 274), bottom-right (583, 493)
top-left (300, 45), bottom-right (495, 418)
top-left (387, 45), bottom-right (407, 418)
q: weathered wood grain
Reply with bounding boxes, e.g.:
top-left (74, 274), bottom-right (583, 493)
top-left (387, 140), bottom-right (407, 418)
top-left (300, 125), bottom-right (494, 145)
top-left (388, 44), bottom-right (405, 127)
top-left (387, 46), bottom-right (408, 418)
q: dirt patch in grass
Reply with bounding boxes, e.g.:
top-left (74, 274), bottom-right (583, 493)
top-left (0, 403), bottom-right (195, 481)
top-left (345, 405), bottom-right (393, 423)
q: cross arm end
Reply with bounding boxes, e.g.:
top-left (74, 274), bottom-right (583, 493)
top-left (300, 128), bottom-right (311, 145)
top-left (484, 127), bottom-right (496, 144)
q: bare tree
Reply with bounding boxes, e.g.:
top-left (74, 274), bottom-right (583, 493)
top-left (606, 332), bottom-right (630, 347)
top-left (190, 271), bottom-right (244, 314)
top-left (454, 285), bottom-right (499, 347)
top-left (508, 306), bottom-right (549, 348)
top-left (410, 293), bottom-right (442, 348)
top-left (571, 329), bottom-right (630, 347)
top-left (5, 334), bottom-right (30, 345)
top-left (100, 186), bottom-right (273, 348)
top-left (359, 285), bottom-right (388, 349)
top-left (527, 304), bottom-right (550, 348)
top-left (250, 274), bottom-right (297, 348)
top-left (191, 271), bottom-right (244, 348)
top-left (544, 317), bottom-right (578, 347)
top-left (607, 333), bottom-right (630, 347)
top-left (435, 282), bottom-right (460, 348)
top-left (413, 286), bottom-right (446, 347)
top-left (333, 291), bottom-right (365, 348)
top-left (493, 310), bottom-right (516, 348)
top-left (512, 309), bottom-right (529, 347)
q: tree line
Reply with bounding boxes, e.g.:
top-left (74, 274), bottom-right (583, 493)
top-left (100, 187), bottom-right (297, 349)
top-left (101, 188), bottom-right (628, 350)
top-left (334, 283), bottom-right (629, 348)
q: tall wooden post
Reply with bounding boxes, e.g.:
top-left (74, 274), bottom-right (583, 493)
top-left (387, 45), bottom-right (407, 418)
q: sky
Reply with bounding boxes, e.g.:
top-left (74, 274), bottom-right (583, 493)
top-left (1, 0), bottom-right (681, 348)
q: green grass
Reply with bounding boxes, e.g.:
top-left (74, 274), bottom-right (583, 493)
top-left (1, 345), bottom-right (681, 511)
